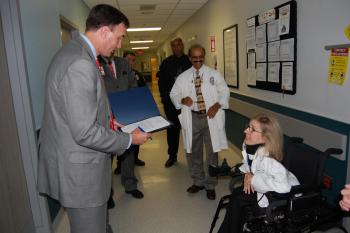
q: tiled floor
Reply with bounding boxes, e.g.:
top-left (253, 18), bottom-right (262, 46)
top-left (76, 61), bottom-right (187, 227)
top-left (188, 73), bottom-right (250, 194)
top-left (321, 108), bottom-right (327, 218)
top-left (55, 83), bottom-right (242, 233)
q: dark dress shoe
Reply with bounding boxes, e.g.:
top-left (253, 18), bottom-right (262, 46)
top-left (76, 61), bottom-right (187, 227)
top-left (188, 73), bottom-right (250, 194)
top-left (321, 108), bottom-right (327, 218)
top-left (107, 196), bottom-right (115, 209)
top-left (135, 159), bottom-right (145, 166)
top-left (107, 189), bottom-right (115, 209)
top-left (206, 189), bottom-right (216, 200)
top-left (125, 189), bottom-right (144, 199)
top-left (187, 185), bottom-right (205, 193)
top-left (114, 166), bottom-right (121, 175)
top-left (165, 157), bottom-right (177, 168)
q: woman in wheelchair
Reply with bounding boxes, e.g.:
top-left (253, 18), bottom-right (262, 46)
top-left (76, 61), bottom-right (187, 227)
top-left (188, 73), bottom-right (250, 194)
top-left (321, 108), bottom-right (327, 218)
top-left (218, 113), bottom-right (300, 233)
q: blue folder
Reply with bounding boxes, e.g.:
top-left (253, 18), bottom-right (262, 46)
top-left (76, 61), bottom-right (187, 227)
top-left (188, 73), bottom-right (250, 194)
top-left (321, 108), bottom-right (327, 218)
top-left (108, 86), bottom-right (161, 126)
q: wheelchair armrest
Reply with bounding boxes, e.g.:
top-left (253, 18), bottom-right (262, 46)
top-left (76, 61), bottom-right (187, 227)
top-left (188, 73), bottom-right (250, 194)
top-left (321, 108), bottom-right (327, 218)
top-left (289, 184), bottom-right (322, 196)
top-left (265, 191), bottom-right (290, 201)
top-left (265, 184), bottom-right (321, 200)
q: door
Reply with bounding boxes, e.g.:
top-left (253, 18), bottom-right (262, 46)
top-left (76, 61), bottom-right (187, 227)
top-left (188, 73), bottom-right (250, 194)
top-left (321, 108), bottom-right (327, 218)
top-left (0, 12), bottom-right (34, 233)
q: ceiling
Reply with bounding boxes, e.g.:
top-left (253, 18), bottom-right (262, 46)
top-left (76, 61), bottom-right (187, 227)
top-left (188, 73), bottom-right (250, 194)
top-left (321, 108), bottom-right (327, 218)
top-left (83, 0), bottom-right (209, 51)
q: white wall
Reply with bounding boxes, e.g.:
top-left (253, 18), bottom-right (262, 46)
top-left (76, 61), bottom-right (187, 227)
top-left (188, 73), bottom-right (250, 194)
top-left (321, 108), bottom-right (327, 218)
top-left (59, 0), bottom-right (89, 32)
top-left (158, 0), bottom-right (350, 124)
top-left (19, 0), bottom-right (89, 129)
top-left (19, 0), bottom-right (61, 129)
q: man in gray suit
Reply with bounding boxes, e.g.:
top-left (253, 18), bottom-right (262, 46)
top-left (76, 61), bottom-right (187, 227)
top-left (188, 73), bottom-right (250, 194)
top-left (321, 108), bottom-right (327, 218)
top-left (98, 54), bottom-right (144, 199)
top-left (37, 5), bottom-right (151, 233)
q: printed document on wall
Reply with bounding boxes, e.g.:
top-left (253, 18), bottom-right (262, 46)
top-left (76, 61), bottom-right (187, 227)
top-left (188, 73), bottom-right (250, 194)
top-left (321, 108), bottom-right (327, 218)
top-left (246, 26), bottom-right (256, 52)
top-left (279, 4), bottom-right (290, 35)
top-left (256, 24), bottom-right (267, 44)
top-left (282, 62), bottom-right (293, 90)
top-left (256, 43), bottom-right (267, 62)
top-left (256, 63), bottom-right (267, 81)
top-left (267, 20), bottom-right (280, 42)
top-left (268, 62), bottom-right (280, 83)
top-left (280, 38), bottom-right (294, 61)
top-left (268, 41), bottom-right (280, 62)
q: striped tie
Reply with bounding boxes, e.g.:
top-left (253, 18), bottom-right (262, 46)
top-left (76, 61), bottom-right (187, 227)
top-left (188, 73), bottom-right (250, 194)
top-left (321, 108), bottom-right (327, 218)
top-left (194, 69), bottom-right (206, 114)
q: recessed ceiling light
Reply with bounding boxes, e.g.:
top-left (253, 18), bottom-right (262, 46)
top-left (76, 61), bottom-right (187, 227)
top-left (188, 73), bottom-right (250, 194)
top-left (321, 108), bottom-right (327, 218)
top-left (130, 40), bottom-right (154, 44)
top-left (131, 47), bottom-right (150, 50)
top-left (127, 27), bottom-right (161, 32)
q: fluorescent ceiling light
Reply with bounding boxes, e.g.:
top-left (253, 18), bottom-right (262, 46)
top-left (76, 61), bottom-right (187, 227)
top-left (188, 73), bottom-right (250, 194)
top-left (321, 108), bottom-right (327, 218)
top-left (127, 27), bottom-right (161, 32)
top-left (131, 47), bottom-right (150, 50)
top-left (130, 40), bottom-right (154, 44)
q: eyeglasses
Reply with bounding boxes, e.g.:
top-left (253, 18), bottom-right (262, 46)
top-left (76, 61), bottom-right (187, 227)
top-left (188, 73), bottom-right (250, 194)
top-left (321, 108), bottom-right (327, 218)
top-left (245, 124), bottom-right (263, 133)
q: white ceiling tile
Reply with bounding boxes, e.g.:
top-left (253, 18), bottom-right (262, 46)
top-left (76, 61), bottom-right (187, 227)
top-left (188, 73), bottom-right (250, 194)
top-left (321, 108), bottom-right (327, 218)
top-left (172, 9), bottom-right (197, 15)
top-left (83, 0), bottom-right (209, 49)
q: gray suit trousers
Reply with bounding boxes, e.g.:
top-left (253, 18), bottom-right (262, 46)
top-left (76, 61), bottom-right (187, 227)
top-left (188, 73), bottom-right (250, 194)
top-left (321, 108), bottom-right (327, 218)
top-left (66, 203), bottom-right (107, 233)
top-left (186, 112), bottom-right (218, 190)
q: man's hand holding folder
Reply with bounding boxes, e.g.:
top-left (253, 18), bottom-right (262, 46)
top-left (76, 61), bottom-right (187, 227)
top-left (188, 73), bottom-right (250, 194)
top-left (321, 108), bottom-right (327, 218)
top-left (112, 119), bottom-right (151, 144)
top-left (131, 128), bottom-right (152, 145)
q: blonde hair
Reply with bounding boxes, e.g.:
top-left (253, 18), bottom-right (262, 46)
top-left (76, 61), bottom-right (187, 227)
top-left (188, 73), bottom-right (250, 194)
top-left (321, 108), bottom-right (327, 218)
top-left (251, 113), bottom-right (283, 161)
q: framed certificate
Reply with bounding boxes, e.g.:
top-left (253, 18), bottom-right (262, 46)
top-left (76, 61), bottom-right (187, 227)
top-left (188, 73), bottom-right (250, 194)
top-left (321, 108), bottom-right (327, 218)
top-left (223, 24), bottom-right (239, 88)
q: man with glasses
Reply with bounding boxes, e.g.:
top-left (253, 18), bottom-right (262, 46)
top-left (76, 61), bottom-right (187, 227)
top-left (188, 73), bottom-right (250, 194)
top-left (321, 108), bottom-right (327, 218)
top-left (158, 38), bottom-right (192, 168)
top-left (170, 44), bottom-right (229, 200)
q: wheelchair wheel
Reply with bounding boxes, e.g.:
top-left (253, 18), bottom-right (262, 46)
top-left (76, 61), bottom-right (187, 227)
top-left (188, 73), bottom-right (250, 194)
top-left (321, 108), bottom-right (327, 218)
top-left (243, 220), bottom-right (284, 233)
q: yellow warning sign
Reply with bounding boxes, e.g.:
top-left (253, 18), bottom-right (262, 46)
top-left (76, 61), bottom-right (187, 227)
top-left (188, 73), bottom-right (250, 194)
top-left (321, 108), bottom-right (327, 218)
top-left (328, 48), bottom-right (349, 85)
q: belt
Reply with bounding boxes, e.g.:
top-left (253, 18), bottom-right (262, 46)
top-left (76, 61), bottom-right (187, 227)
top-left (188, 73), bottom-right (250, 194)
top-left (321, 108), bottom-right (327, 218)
top-left (191, 110), bottom-right (206, 115)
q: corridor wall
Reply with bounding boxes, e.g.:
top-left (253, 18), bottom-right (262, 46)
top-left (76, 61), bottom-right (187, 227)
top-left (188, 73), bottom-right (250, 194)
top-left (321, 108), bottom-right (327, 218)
top-left (157, 0), bottom-right (350, 209)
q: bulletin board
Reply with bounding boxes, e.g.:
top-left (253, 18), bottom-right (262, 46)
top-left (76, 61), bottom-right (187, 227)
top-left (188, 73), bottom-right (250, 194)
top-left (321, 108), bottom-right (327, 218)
top-left (223, 24), bottom-right (239, 88)
top-left (246, 0), bottom-right (297, 95)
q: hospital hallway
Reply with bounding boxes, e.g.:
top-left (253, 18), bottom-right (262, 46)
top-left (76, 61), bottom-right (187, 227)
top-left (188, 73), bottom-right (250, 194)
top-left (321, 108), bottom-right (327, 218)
top-left (55, 82), bottom-right (242, 233)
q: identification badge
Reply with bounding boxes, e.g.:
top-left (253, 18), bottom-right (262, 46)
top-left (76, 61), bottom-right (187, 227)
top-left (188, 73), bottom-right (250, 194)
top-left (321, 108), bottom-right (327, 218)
top-left (210, 76), bottom-right (215, 85)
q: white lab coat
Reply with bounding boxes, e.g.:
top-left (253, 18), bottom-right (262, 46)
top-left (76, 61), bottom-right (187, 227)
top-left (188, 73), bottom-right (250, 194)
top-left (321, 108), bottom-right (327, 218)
top-left (170, 65), bottom-right (230, 153)
top-left (239, 145), bottom-right (300, 207)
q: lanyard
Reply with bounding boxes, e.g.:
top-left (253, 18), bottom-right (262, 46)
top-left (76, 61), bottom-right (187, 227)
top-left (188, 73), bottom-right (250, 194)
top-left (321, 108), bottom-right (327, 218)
top-left (96, 58), bottom-right (117, 131)
top-left (109, 62), bottom-right (116, 79)
top-left (95, 59), bottom-right (105, 78)
top-left (109, 112), bottom-right (117, 131)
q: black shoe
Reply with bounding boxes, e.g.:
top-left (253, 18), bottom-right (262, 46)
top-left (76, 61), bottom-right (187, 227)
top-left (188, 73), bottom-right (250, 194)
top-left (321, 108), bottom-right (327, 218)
top-left (187, 185), bottom-right (205, 193)
top-left (165, 157), bottom-right (177, 168)
top-left (107, 196), bottom-right (115, 209)
top-left (206, 189), bottom-right (216, 200)
top-left (135, 159), bottom-right (145, 166)
top-left (114, 166), bottom-right (121, 175)
top-left (125, 189), bottom-right (144, 199)
top-left (108, 188), bottom-right (115, 209)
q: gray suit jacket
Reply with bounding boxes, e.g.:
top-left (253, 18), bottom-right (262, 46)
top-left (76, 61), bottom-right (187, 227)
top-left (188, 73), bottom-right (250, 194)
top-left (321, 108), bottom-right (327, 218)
top-left (99, 56), bottom-right (137, 93)
top-left (38, 31), bottom-right (130, 208)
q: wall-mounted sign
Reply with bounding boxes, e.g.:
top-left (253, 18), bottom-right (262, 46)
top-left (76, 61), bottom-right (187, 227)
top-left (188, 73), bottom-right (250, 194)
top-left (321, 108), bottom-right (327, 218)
top-left (210, 36), bottom-right (216, 52)
top-left (328, 48), bottom-right (349, 85)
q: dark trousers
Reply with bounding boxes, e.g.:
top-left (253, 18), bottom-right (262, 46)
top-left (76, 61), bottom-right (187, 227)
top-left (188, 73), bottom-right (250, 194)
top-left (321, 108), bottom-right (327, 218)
top-left (163, 101), bottom-right (181, 157)
top-left (117, 145), bottom-right (140, 165)
top-left (118, 146), bottom-right (138, 191)
top-left (218, 187), bottom-right (258, 233)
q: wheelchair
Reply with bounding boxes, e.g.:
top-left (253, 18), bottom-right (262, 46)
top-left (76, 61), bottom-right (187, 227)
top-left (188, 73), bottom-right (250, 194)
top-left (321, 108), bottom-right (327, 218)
top-left (209, 138), bottom-right (347, 233)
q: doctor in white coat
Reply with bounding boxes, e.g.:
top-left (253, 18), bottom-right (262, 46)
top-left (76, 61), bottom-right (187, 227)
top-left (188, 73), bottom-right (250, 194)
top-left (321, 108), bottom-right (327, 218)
top-left (170, 44), bottom-right (229, 200)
